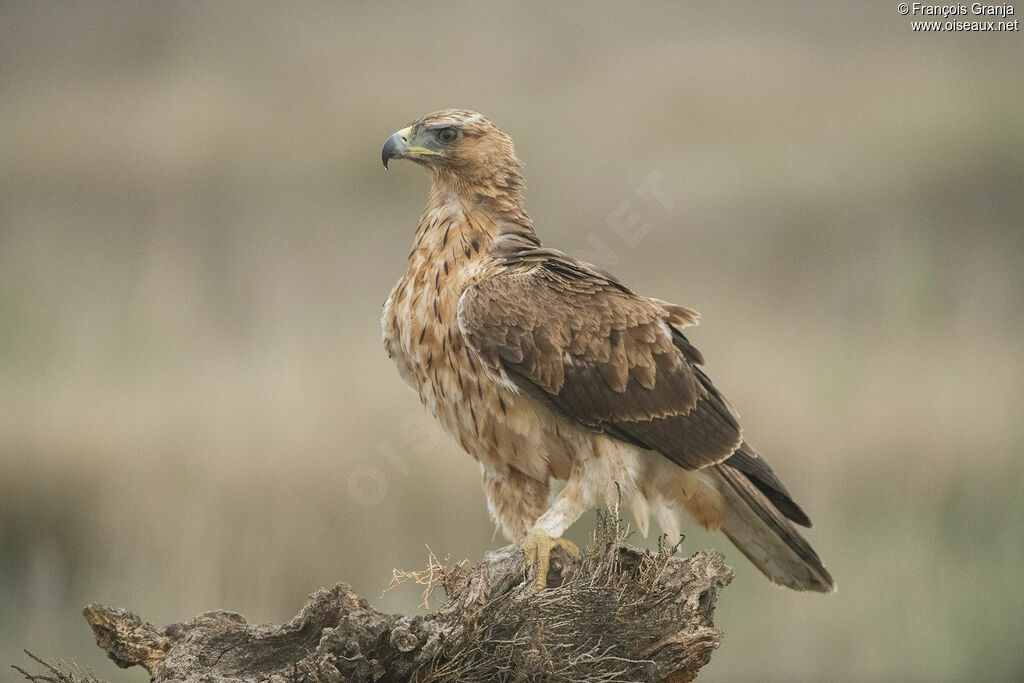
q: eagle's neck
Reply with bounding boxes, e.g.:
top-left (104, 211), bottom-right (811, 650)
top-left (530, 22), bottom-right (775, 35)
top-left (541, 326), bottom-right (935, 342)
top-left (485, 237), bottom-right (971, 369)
top-left (407, 178), bottom-right (538, 266)
top-left (450, 165), bottom-right (530, 226)
top-left (431, 161), bottom-right (535, 229)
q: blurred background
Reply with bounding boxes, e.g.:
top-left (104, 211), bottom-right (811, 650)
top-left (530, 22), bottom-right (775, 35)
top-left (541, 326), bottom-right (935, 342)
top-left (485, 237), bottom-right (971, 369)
top-left (1, 2), bottom-right (1022, 680)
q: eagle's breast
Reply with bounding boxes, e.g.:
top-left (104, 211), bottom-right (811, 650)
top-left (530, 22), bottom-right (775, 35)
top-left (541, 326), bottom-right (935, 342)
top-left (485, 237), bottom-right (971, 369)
top-left (382, 205), bottom-right (576, 483)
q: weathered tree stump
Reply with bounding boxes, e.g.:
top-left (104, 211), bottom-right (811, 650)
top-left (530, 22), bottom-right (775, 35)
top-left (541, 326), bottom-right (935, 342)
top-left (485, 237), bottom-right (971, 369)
top-left (16, 517), bottom-right (733, 682)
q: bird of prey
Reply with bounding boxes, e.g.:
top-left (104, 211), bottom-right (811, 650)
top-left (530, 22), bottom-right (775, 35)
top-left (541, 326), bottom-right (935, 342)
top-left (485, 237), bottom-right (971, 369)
top-left (381, 110), bottom-right (835, 592)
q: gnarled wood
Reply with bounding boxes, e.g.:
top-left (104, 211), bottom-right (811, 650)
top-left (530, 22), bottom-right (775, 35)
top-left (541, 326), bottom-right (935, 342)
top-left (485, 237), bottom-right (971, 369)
top-left (20, 518), bottom-right (733, 682)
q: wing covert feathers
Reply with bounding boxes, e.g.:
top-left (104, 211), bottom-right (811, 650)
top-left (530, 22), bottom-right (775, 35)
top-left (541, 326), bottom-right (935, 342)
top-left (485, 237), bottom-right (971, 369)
top-left (458, 247), bottom-right (741, 470)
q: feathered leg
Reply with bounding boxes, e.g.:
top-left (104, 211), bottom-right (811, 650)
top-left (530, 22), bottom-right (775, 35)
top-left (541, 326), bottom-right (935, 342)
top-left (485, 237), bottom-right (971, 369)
top-left (480, 465), bottom-right (550, 544)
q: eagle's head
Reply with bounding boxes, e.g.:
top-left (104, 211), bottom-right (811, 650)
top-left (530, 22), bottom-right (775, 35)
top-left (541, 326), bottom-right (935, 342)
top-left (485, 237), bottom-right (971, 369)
top-left (381, 109), bottom-right (522, 195)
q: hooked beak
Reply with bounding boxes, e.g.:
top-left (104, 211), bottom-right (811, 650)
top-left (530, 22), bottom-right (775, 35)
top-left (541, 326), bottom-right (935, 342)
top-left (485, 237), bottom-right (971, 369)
top-left (381, 127), bottom-right (411, 168)
top-left (382, 126), bottom-right (442, 168)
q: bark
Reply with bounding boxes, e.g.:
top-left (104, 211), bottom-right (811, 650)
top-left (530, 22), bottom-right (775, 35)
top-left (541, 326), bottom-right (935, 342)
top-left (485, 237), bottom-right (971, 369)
top-left (18, 516), bottom-right (733, 682)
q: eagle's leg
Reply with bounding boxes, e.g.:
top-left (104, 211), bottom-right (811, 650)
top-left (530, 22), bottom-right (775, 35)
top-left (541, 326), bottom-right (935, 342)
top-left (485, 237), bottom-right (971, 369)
top-left (522, 527), bottom-right (579, 589)
top-left (522, 470), bottom-right (588, 589)
top-left (480, 465), bottom-right (550, 542)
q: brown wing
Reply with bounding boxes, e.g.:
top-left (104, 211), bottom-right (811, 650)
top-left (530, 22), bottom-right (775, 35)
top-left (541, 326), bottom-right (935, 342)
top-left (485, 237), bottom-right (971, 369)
top-left (457, 242), bottom-right (741, 470)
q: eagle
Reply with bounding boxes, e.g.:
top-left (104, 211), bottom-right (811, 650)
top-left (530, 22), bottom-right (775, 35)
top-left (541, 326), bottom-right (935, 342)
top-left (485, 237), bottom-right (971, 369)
top-left (380, 109), bottom-right (835, 592)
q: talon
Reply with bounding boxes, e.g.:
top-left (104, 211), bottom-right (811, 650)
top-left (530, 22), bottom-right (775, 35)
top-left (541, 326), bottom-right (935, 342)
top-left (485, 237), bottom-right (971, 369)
top-left (556, 538), bottom-right (580, 557)
top-left (522, 528), bottom-right (578, 589)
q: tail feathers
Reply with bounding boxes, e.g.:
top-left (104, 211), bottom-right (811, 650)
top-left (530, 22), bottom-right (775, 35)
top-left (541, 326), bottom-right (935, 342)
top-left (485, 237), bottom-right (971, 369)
top-left (724, 441), bottom-right (811, 527)
top-left (715, 463), bottom-right (836, 593)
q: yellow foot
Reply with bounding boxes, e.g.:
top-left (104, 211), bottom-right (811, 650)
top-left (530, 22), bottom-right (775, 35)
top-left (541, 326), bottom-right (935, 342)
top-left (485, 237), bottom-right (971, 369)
top-left (521, 527), bottom-right (580, 590)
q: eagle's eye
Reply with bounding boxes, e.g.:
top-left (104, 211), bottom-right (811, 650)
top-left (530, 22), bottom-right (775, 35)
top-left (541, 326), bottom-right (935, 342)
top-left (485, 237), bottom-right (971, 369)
top-left (436, 127), bottom-right (459, 144)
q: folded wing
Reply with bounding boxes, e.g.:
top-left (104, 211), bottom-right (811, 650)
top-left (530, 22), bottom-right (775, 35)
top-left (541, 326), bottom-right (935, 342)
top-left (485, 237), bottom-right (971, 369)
top-left (458, 243), bottom-right (741, 471)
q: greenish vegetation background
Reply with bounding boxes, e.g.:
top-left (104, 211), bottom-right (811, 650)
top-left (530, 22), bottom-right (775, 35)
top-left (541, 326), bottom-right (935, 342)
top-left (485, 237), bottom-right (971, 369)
top-left (2, 2), bottom-right (1022, 680)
